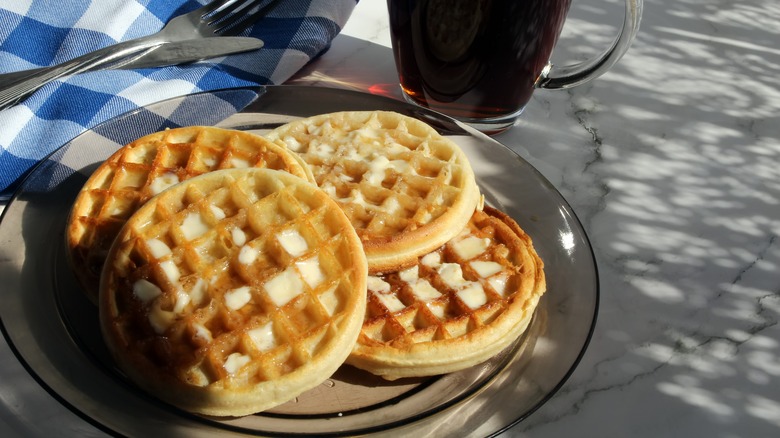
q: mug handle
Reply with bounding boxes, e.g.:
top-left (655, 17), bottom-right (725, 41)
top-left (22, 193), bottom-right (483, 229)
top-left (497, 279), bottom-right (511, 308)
top-left (535, 0), bottom-right (643, 89)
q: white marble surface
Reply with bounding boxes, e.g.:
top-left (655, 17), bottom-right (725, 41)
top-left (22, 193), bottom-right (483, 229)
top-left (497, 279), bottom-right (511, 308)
top-left (330, 0), bottom-right (780, 437)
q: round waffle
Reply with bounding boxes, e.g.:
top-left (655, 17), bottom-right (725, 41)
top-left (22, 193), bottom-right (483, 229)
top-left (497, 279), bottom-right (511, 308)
top-left (265, 111), bottom-right (480, 274)
top-left (346, 206), bottom-right (546, 380)
top-left (99, 168), bottom-right (367, 416)
top-left (67, 126), bottom-right (313, 303)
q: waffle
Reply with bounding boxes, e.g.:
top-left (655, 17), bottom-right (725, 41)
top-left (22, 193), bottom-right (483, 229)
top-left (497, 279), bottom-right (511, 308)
top-left (346, 206), bottom-right (546, 380)
top-left (67, 126), bottom-right (313, 303)
top-left (99, 168), bottom-right (367, 416)
top-left (265, 111), bottom-right (480, 274)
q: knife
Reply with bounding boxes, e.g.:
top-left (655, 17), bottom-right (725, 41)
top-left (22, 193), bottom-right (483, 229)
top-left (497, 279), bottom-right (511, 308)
top-left (0, 37), bottom-right (264, 87)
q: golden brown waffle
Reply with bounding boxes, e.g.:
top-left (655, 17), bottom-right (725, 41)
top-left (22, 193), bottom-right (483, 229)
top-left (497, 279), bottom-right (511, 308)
top-left (99, 168), bottom-right (367, 416)
top-left (265, 111), bottom-right (480, 274)
top-left (67, 126), bottom-right (313, 303)
top-left (346, 206), bottom-right (546, 380)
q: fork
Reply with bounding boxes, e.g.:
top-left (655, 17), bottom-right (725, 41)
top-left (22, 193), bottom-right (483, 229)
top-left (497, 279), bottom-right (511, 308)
top-left (0, 0), bottom-right (281, 111)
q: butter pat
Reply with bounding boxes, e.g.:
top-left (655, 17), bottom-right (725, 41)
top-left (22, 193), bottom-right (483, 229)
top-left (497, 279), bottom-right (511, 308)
top-left (238, 245), bottom-right (258, 265)
top-left (372, 290), bottom-right (406, 313)
top-left (159, 259), bottom-right (181, 283)
top-left (438, 263), bottom-right (468, 289)
top-left (224, 352), bottom-right (251, 374)
top-left (225, 286), bottom-right (252, 310)
top-left (421, 252), bottom-right (441, 268)
top-left (452, 235), bottom-right (490, 260)
top-left (149, 302), bottom-right (175, 334)
top-left (146, 238), bottom-right (171, 259)
top-left (470, 261), bottom-right (503, 278)
top-left (457, 283), bottom-right (487, 309)
top-left (247, 322), bottom-right (276, 352)
top-left (173, 288), bottom-right (191, 313)
top-left (210, 205), bottom-right (226, 220)
top-left (230, 157), bottom-right (250, 168)
top-left (192, 323), bottom-right (213, 343)
top-left (409, 280), bottom-right (442, 302)
top-left (488, 273), bottom-right (509, 297)
top-left (367, 276), bottom-right (391, 293)
top-left (296, 256), bottom-right (325, 288)
top-left (149, 172), bottom-right (179, 195)
top-left (181, 212), bottom-right (209, 240)
top-left (189, 278), bottom-right (208, 305)
top-left (133, 279), bottom-right (161, 303)
top-left (277, 229), bottom-right (308, 257)
top-left (264, 267), bottom-right (304, 307)
top-left (232, 228), bottom-right (247, 246)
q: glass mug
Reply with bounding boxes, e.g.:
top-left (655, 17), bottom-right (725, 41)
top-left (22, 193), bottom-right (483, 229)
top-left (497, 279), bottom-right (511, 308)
top-left (387, 0), bottom-right (643, 133)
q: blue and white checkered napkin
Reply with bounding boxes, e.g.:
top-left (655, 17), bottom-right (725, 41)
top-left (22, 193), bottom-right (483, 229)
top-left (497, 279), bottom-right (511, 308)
top-left (0, 0), bottom-right (357, 199)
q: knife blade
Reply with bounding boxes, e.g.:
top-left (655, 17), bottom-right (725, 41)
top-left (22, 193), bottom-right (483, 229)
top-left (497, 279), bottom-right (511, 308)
top-left (0, 37), bottom-right (264, 87)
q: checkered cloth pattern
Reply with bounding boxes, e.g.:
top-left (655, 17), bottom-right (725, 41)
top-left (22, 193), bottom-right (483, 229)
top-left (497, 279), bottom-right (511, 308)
top-left (0, 0), bottom-right (357, 199)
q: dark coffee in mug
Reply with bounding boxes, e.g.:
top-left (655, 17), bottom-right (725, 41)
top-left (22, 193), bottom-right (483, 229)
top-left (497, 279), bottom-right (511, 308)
top-left (388, 0), bottom-right (571, 122)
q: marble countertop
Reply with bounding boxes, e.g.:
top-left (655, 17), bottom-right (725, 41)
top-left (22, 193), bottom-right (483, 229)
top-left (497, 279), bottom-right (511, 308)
top-left (327, 0), bottom-right (779, 436)
top-left (0, 0), bottom-right (776, 436)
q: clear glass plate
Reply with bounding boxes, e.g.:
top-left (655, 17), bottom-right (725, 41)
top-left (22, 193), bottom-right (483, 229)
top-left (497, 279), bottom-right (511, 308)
top-left (0, 86), bottom-right (598, 437)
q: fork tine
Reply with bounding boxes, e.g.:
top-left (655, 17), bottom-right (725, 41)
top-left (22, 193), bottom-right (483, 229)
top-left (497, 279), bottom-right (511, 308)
top-left (215, 0), bottom-right (283, 36)
top-left (194, 0), bottom-right (239, 16)
top-left (205, 0), bottom-right (257, 24)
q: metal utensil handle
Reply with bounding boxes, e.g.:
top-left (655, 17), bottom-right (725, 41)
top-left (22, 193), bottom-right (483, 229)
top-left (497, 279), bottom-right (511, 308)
top-left (536, 0), bottom-right (643, 90)
top-left (0, 38), bottom-right (162, 110)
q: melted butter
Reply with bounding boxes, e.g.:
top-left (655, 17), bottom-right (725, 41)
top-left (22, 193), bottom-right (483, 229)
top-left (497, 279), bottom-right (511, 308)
top-left (173, 288), bottom-right (190, 313)
top-left (398, 266), bottom-right (441, 302)
top-left (363, 156), bottom-right (411, 187)
top-left (427, 302), bottom-right (445, 319)
top-left (318, 285), bottom-right (339, 316)
top-left (232, 228), bottom-right (247, 246)
top-left (264, 267), bottom-right (304, 307)
top-left (224, 352), bottom-right (251, 374)
top-left (365, 156), bottom-right (390, 185)
top-left (470, 261), bottom-right (503, 278)
top-left (438, 263), bottom-right (468, 289)
top-left (133, 279), bottom-right (161, 303)
top-left (410, 280), bottom-right (442, 301)
top-left (148, 302), bottom-right (174, 334)
top-left (382, 197), bottom-right (401, 215)
top-left (452, 235), bottom-right (490, 260)
top-left (398, 266), bottom-right (418, 283)
top-left (192, 323), bottom-right (212, 343)
top-left (159, 260), bottom-right (180, 283)
top-left (344, 147), bottom-right (364, 163)
top-left (372, 290), bottom-right (406, 313)
top-left (225, 286), bottom-right (252, 310)
top-left (238, 245), bottom-right (258, 265)
top-left (310, 140), bottom-right (335, 158)
top-left (149, 172), bottom-right (179, 195)
top-left (189, 278), bottom-right (208, 305)
top-left (367, 276), bottom-right (391, 293)
top-left (296, 256), bottom-right (325, 288)
top-left (367, 276), bottom-right (405, 312)
top-left (421, 252), bottom-right (442, 268)
top-left (489, 273), bottom-right (509, 297)
top-left (282, 135), bottom-right (303, 152)
top-left (181, 212), bottom-right (208, 240)
top-left (347, 190), bottom-right (370, 208)
top-left (277, 229), bottom-right (308, 257)
top-left (247, 322), bottom-right (276, 352)
top-left (146, 238), bottom-right (171, 259)
top-left (457, 283), bottom-right (487, 309)
top-left (230, 157), bottom-right (250, 168)
top-left (210, 205), bottom-right (226, 220)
